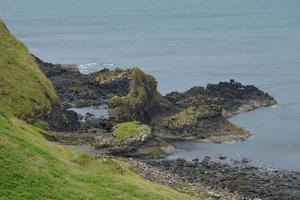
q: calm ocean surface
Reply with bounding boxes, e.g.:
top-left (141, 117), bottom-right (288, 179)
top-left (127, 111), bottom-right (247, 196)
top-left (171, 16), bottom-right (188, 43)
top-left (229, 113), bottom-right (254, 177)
top-left (1, 0), bottom-right (300, 171)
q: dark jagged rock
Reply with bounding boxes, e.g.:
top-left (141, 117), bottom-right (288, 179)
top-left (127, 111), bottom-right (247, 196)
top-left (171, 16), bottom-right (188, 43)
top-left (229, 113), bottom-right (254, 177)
top-left (46, 102), bottom-right (80, 131)
top-left (35, 56), bottom-right (102, 107)
top-left (87, 68), bottom-right (130, 97)
top-left (37, 57), bottom-right (162, 131)
top-left (37, 55), bottom-right (276, 144)
top-left (206, 80), bottom-right (277, 116)
top-left (165, 80), bottom-right (277, 117)
top-left (154, 80), bottom-right (276, 142)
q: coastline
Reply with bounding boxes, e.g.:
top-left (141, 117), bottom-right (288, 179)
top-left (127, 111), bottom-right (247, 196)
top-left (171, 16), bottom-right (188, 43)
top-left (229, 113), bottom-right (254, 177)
top-left (35, 56), bottom-right (299, 200)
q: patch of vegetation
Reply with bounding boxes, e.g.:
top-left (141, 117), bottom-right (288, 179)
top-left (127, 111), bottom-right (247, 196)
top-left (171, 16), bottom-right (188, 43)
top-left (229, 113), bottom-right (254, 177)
top-left (0, 20), bottom-right (58, 121)
top-left (113, 121), bottom-right (151, 140)
top-left (168, 105), bottom-right (220, 127)
top-left (33, 119), bottom-right (49, 130)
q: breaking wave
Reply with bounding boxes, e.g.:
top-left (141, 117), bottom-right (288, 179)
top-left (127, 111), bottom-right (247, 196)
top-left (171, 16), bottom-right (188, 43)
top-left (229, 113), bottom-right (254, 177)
top-left (78, 63), bottom-right (117, 74)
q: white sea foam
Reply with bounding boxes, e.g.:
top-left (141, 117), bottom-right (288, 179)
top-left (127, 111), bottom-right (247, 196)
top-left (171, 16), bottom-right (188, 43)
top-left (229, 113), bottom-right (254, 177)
top-left (78, 63), bottom-right (117, 74)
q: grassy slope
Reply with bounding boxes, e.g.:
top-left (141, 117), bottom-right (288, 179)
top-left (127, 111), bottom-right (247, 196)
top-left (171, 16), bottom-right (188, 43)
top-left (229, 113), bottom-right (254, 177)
top-left (0, 20), bottom-right (58, 120)
top-left (0, 111), bottom-right (197, 200)
top-left (0, 20), bottom-right (201, 200)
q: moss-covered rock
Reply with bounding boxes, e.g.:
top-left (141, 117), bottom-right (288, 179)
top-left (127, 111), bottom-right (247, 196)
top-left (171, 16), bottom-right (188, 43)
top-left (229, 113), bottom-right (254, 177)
top-left (88, 68), bottom-right (130, 96)
top-left (113, 121), bottom-right (151, 140)
top-left (0, 20), bottom-right (58, 122)
top-left (166, 104), bottom-right (221, 129)
top-left (156, 103), bottom-right (249, 142)
top-left (93, 121), bottom-right (152, 154)
top-left (108, 68), bottom-right (161, 123)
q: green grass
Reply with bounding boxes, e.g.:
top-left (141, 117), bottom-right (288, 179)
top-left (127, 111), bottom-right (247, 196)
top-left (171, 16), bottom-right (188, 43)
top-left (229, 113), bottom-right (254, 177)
top-left (0, 20), bottom-right (58, 121)
top-left (0, 111), bottom-right (200, 200)
top-left (33, 119), bottom-right (49, 130)
top-left (113, 121), bottom-right (150, 140)
top-left (168, 105), bottom-right (219, 127)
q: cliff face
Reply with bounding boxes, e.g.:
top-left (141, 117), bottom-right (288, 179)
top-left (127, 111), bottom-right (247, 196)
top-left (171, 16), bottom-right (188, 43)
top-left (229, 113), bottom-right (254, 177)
top-left (0, 20), bottom-right (58, 122)
top-left (108, 68), bottom-right (161, 123)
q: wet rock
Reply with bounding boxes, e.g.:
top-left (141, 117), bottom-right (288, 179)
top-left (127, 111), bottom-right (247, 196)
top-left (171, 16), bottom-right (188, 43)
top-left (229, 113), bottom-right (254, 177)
top-left (242, 158), bottom-right (251, 164)
top-left (218, 154), bottom-right (227, 160)
top-left (202, 156), bottom-right (211, 163)
top-left (176, 158), bottom-right (186, 166)
top-left (85, 112), bottom-right (95, 119)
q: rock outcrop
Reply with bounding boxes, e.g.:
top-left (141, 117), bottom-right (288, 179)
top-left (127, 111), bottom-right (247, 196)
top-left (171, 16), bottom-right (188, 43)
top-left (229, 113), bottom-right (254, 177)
top-left (154, 104), bottom-right (249, 142)
top-left (93, 121), bottom-right (152, 155)
top-left (87, 68), bottom-right (130, 97)
top-left (108, 68), bottom-right (161, 123)
top-left (153, 79), bottom-right (276, 142)
top-left (165, 79), bottom-right (277, 117)
top-left (37, 57), bottom-right (276, 144)
top-left (35, 56), bottom-right (101, 107)
top-left (37, 58), bottom-right (162, 131)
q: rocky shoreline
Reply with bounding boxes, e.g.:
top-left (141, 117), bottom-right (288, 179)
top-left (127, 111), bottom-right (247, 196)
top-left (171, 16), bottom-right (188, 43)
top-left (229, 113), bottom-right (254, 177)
top-left (142, 158), bottom-right (300, 200)
top-left (34, 56), bottom-right (296, 200)
top-left (62, 150), bottom-right (300, 200)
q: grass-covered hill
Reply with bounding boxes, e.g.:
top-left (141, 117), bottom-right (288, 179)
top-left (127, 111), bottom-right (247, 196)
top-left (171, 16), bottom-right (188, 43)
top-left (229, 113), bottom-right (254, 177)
top-left (0, 20), bottom-right (201, 200)
top-left (0, 20), bottom-right (58, 121)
